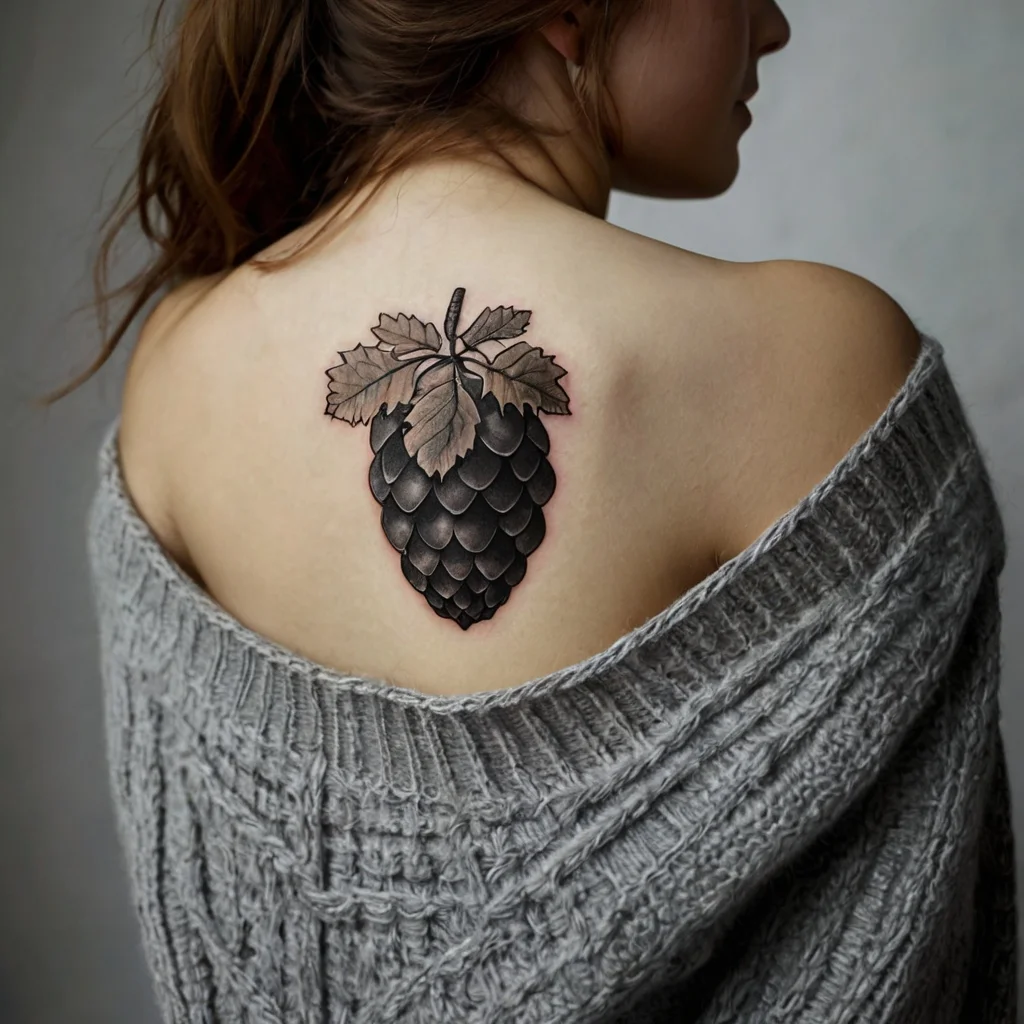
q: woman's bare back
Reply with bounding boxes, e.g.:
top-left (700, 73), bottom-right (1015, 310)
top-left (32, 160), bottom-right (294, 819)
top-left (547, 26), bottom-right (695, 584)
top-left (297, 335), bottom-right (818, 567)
top-left (116, 162), bottom-right (921, 695)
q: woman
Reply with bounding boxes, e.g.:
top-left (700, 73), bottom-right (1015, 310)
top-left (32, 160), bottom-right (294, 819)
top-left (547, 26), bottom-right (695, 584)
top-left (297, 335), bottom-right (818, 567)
top-left (58, 0), bottom-right (1017, 1020)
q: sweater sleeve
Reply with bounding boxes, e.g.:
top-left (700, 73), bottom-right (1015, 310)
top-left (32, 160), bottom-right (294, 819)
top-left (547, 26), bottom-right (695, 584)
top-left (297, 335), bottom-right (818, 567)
top-left (960, 723), bottom-right (1018, 1023)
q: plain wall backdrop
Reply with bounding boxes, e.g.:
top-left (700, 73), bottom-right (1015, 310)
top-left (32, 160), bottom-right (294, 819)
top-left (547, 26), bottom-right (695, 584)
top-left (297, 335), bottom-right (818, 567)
top-left (2, 1), bottom-right (1021, 1020)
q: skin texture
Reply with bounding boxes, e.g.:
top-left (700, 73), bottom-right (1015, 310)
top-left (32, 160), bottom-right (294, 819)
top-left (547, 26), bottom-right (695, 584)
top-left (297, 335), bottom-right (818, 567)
top-left (118, 0), bottom-right (803, 694)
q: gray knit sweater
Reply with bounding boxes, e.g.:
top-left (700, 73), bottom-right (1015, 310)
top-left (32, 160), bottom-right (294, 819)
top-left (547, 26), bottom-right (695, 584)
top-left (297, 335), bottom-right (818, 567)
top-left (87, 331), bottom-right (1017, 1023)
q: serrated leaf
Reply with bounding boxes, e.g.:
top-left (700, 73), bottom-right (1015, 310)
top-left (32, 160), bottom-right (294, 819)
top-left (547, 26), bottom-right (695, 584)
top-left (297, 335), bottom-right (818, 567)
top-left (326, 344), bottom-right (432, 425)
top-left (471, 338), bottom-right (513, 363)
top-left (403, 360), bottom-right (481, 479)
top-left (469, 340), bottom-right (570, 415)
top-left (371, 312), bottom-right (443, 355)
top-left (460, 306), bottom-right (531, 348)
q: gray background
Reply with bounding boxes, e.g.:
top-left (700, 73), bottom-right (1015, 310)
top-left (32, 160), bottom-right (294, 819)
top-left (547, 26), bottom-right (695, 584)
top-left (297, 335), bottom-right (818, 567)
top-left (2, 1), bottom-right (1021, 1021)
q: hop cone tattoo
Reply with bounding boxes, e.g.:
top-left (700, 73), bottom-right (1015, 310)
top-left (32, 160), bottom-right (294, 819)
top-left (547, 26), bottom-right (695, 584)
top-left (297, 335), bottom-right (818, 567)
top-left (324, 287), bottom-right (571, 629)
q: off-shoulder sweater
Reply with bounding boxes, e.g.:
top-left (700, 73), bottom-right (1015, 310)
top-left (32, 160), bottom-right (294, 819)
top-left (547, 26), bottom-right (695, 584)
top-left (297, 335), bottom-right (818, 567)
top-left (86, 331), bottom-right (1017, 1023)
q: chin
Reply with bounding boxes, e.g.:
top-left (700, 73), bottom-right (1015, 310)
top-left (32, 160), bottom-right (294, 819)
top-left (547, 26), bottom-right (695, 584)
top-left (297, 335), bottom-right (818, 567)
top-left (611, 151), bottom-right (741, 200)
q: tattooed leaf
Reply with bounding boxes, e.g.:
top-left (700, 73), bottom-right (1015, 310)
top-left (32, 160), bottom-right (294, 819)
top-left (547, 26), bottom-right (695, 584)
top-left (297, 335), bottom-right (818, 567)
top-left (472, 341), bottom-right (570, 415)
top-left (371, 312), bottom-right (443, 356)
top-left (403, 361), bottom-right (481, 479)
top-left (326, 344), bottom-right (428, 425)
top-left (460, 306), bottom-right (531, 348)
top-left (471, 338), bottom-right (513, 363)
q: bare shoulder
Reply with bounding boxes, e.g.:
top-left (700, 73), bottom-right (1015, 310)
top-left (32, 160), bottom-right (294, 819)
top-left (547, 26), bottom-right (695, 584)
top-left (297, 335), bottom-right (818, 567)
top-left (117, 268), bottom-right (242, 579)
top-left (707, 258), bottom-right (924, 562)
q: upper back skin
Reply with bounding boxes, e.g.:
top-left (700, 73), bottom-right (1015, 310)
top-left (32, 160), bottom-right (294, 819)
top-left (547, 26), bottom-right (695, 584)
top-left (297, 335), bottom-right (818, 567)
top-left (117, 165), bottom-right (922, 696)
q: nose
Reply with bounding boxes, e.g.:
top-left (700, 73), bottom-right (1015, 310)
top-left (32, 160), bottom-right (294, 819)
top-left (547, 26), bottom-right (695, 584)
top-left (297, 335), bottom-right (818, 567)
top-left (757, 0), bottom-right (792, 57)
top-left (761, 2), bottom-right (790, 56)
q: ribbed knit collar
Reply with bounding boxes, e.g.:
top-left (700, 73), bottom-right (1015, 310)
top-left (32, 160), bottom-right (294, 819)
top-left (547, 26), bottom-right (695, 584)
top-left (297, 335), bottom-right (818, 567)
top-left (86, 332), bottom-right (1005, 809)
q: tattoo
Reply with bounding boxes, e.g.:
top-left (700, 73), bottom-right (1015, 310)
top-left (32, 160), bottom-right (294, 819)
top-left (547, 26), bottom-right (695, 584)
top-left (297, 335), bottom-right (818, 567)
top-left (325, 287), bottom-right (571, 629)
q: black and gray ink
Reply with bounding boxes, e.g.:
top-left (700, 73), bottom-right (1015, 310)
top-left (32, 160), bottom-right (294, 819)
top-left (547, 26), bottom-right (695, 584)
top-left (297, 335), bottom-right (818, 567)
top-left (324, 286), bottom-right (571, 628)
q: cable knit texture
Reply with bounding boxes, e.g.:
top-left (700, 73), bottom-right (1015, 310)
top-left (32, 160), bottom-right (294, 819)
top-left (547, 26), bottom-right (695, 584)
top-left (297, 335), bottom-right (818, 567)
top-left (87, 331), bottom-right (1017, 1023)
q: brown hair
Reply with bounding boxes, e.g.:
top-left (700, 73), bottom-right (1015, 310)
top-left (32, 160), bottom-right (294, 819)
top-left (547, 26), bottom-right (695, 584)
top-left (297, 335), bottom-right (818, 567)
top-left (37, 0), bottom-right (641, 407)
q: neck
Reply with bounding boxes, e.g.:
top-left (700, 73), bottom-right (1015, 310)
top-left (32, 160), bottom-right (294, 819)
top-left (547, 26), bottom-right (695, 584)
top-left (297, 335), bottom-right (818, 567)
top-left (464, 35), bottom-right (613, 218)
top-left (458, 129), bottom-right (611, 219)
top-left (324, 40), bottom-right (611, 229)
top-left (378, 136), bottom-right (607, 226)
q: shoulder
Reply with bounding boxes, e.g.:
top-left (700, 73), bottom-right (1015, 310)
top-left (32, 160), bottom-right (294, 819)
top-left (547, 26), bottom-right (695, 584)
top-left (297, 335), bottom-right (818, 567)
top-left (117, 269), bottom-right (243, 579)
top-left (706, 258), bottom-right (924, 562)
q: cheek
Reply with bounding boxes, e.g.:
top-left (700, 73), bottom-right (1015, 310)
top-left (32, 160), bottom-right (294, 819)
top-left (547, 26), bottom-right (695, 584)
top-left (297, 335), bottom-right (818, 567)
top-left (603, 3), bottom-right (749, 171)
